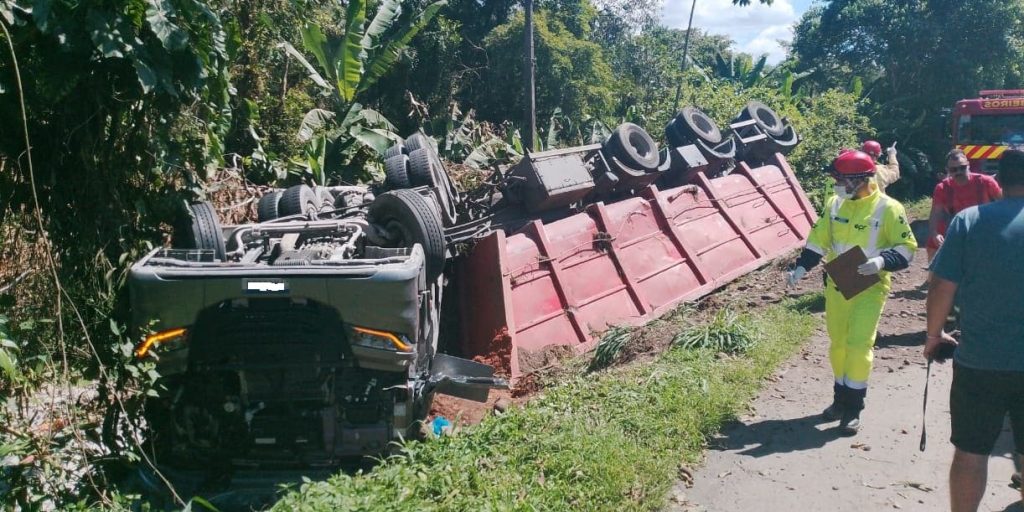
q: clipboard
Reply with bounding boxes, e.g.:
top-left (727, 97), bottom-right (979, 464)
top-left (823, 246), bottom-right (880, 300)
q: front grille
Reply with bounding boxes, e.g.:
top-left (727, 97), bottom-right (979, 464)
top-left (190, 299), bottom-right (347, 365)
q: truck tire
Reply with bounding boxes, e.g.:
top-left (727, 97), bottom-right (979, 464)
top-left (369, 189), bottom-right (446, 281)
top-left (407, 148), bottom-right (438, 187)
top-left (384, 142), bottom-right (405, 160)
top-left (385, 154), bottom-right (413, 190)
top-left (257, 190), bottom-right (282, 222)
top-left (605, 123), bottom-right (660, 171)
top-left (737, 100), bottom-right (785, 137)
top-left (404, 132), bottom-right (432, 154)
top-left (174, 202), bottom-right (226, 261)
top-left (313, 186), bottom-right (335, 211)
top-left (278, 184), bottom-right (319, 217)
top-left (668, 106), bottom-right (723, 146)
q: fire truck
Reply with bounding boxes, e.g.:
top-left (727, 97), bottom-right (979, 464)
top-left (951, 89), bottom-right (1024, 174)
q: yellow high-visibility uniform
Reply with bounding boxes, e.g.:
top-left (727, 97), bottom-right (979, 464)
top-left (805, 184), bottom-right (917, 390)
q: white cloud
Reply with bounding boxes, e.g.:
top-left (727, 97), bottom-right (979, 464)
top-left (660, 0), bottom-right (800, 64)
top-left (738, 24), bottom-right (794, 64)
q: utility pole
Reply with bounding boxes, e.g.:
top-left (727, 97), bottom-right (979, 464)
top-left (524, 0), bottom-right (537, 152)
top-left (672, 0), bottom-right (698, 112)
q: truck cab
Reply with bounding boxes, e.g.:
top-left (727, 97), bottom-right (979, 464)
top-left (952, 89), bottom-right (1024, 175)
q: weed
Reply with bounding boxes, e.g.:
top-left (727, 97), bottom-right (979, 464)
top-left (672, 309), bottom-right (758, 354)
top-left (588, 326), bottom-right (632, 371)
top-left (787, 291), bottom-right (826, 314)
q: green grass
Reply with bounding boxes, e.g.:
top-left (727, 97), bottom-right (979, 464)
top-left (902, 195), bottom-right (932, 221)
top-left (271, 303), bottom-right (819, 511)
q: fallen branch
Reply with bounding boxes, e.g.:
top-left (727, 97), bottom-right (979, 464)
top-left (0, 270), bottom-right (32, 294)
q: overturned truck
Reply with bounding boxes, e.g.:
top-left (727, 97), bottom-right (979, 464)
top-left (452, 101), bottom-right (814, 383)
top-left (121, 101), bottom-right (815, 488)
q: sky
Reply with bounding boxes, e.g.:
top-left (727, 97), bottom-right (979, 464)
top-left (660, 0), bottom-right (815, 65)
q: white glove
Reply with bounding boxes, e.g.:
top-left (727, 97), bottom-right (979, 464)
top-left (787, 266), bottom-right (807, 287)
top-left (857, 256), bottom-right (885, 276)
top-left (886, 146), bottom-right (897, 157)
top-left (933, 234), bottom-right (945, 246)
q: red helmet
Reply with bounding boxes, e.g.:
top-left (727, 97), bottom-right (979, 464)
top-left (861, 140), bottom-right (882, 157)
top-left (832, 150), bottom-right (876, 178)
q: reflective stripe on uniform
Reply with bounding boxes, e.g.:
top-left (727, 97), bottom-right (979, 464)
top-left (893, 245), bottom-right (915, 263)
top-left (828, 198), bottom-right (845, 255)
top-left (865, 196), bottom-right (889, 257)
top-left (827, 196), bottom-right (889, 257)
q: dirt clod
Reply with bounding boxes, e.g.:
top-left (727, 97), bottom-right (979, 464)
top-left (678, 465), bottom-right (695, 488)
top-left (493, 398), bottom-right (511, 413)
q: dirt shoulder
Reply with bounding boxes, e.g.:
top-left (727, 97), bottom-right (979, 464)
top-left (668, 245), bottom-right (1023, 511)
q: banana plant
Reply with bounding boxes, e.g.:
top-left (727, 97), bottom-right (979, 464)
top-left (430, 104), bottom-right (523, 170)
top-left (778, 70), bottom-right (813, 105)
top-left (280, 0), bottom-right (446, 183)
top-left (713, 51), bottom-right (777, 88)
top-left (541, 108), bottom-right (612, 149)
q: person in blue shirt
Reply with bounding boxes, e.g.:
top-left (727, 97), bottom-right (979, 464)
top-left (926, 148), bottom-right (1024, 512)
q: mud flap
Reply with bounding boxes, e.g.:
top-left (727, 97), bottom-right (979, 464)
top-left (427, 354), bottom-right (509, 403)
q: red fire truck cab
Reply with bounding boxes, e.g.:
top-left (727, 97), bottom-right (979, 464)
top-left (951, 89), bottom-right (1024, 174)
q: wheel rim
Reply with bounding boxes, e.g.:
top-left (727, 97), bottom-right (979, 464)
top-left (756, 108), bottom-right (780, 130)
top-left (628, 131), bottom-right (653, 159)
top-left (693, 115), bottom-right (715, 137)
top-left (383, 219), bottom-right (416, 247)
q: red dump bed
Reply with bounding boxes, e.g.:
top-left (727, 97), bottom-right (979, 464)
top-left (458, 153), bottom-right (817, 384)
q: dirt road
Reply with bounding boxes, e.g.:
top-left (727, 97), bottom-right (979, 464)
top-left (668, 243), bottom-right (1023, 512)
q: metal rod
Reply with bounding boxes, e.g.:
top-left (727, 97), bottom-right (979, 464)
top-left (524, 0), bottom-right (537, 152)
top-left (672, 0), bottom-right (698, 112)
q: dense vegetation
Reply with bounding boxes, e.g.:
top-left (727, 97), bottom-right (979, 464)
top-left (2, 0), bottom-right (1023, 508)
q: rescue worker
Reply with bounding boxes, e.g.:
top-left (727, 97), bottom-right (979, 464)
top-left (787, 150), bottom-right (917, 434)
top-left (862, 140), bottom-right (900, 195)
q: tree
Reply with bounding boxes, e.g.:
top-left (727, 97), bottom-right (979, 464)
top-left (472, 11), bottom-right (615, 125)
top-left (791, 0), bottom-right (1024, 160)
top-left (0, 0), bottom-right (235, 391)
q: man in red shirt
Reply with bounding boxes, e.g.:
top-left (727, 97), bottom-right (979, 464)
top-left (927, 149), bottom-right (1003, 264)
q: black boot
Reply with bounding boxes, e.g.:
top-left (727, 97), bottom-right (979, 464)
top-left (822, 383), bottom-right (843, 421)
top-left (840, 387), bottom-right (866, 435)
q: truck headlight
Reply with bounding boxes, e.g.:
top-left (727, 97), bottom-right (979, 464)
top-left (350, 326), bottom-right (412, 352)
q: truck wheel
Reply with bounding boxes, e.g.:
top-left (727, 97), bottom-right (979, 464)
top-left (369, 189), bottom-right (446, 281)
top-left (278, 184), bottom-right (319, 216)
top-left (605, 123), bottom-right (660, 171)
top-left (313, 186), bottom-right (335, 211)
top-left (404, 132), bottom-right (432, 153)
top-left (669, 106), bottom-right (723, 146)
top-left (737, 100), bottom-right (785, 137)
top-left (174, 202), bottom-right (226, 261)
top-left (257, 190), bottom-right (282, 222)
top-left (385, 154), bottom-right (413, 190)
top-left (407, 148), bottom-right (438, 187)
top-left (384, 142), bottom-right (405, 160)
